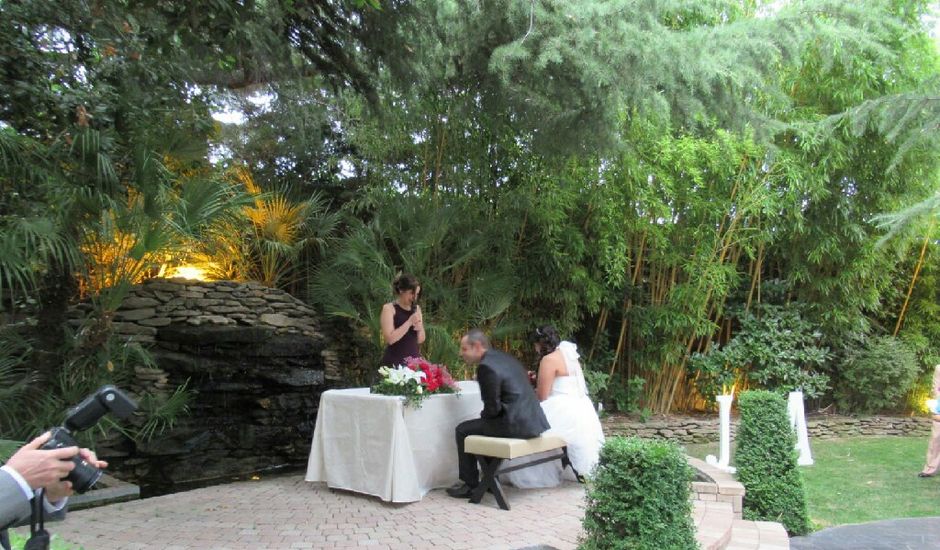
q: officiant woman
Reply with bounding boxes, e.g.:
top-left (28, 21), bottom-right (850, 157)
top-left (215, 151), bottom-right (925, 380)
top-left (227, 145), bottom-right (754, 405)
top-left (380, 273), bottom-right (425, 367)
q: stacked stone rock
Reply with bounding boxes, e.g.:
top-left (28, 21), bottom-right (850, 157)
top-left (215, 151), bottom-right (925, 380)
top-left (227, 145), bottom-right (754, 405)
top-left (805, 415), bottom-right (930, 439)
top-left (76, 278), bottom-right (345, 492)
top-left (601, 413), bottom-right (931, 443)
top-left (107, 278), bottom-right (321, 342)
top-left (317, 315), bottom-right (380, 385)
top-left (600, 416), bottom-right (730, 444)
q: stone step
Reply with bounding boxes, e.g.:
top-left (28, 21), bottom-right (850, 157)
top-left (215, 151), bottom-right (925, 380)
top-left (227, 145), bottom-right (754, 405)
top-left (68, 473), bottom-right (140, 511)
top-left (724, 519), bottom-right (790, 550)
top-left (694, 500), bottom-right (734, 550)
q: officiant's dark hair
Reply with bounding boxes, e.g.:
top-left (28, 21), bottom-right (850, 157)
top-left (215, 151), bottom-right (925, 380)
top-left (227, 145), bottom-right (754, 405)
top-left (530, 325), bottom-right (561, 356)
top-left (465, 328), bottom-right (490, 349)
top-left (392, 273), bottom-right (420, 294)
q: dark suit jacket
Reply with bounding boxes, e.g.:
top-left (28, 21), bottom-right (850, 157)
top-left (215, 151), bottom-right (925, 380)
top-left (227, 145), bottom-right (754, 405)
top-left (477, 349), bottom-right (550, 438)
top-left (1, 468), bottom-right (67, 550)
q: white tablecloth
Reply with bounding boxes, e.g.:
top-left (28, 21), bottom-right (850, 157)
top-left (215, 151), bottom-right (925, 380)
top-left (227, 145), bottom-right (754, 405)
top-left (305, 380), bottom-right (483, 502)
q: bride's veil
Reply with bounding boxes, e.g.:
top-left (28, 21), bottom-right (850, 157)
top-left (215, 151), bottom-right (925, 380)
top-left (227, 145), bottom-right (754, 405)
top-left (558, 341), bottom-right (590, 397)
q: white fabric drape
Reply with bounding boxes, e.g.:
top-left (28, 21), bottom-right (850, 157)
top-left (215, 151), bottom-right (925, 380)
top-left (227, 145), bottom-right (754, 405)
top-left (306, 381), bottom-right (482, 502)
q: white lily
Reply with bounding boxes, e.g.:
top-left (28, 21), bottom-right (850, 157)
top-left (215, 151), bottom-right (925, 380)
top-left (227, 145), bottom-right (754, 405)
top-left (380, 365), bottom-right (426, 386)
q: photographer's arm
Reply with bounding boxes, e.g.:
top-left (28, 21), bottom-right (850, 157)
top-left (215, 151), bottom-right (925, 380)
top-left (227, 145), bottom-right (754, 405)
top-left (1, 433), bottom-right (77, 529)
top-left (0, 467), bottom-right (30, 530)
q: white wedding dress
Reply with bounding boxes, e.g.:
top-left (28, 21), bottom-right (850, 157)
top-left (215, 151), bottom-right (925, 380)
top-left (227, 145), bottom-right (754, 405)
top-left (502, 341), bottom-right (605, 488)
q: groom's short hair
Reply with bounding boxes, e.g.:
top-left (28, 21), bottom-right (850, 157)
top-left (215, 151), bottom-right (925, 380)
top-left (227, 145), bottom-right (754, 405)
top-left (465, 328), bottom-right (490, 349)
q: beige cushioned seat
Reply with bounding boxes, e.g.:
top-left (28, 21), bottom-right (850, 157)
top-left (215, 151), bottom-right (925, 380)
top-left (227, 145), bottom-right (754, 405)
top-left (464, 434), bottom-right (566, 460)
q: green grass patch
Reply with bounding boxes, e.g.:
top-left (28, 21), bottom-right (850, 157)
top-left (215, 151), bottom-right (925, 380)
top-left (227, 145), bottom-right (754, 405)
top-left (8, 531), bottom-right (84, 550)
top-left (1, 439), bottom-right (22, 462)
top-left (683, 436), bottom-right (936, 530)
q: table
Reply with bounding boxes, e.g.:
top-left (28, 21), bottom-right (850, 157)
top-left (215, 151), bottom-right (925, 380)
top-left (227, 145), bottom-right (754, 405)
top-left (305, 380), bottom-right (483, 502)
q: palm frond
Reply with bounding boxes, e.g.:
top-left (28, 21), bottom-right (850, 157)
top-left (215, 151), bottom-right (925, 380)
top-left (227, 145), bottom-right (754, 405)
top-left (0, 216), bottom-right (77, 302)
top-left (0, 328), bottom-right (37, 435)
top-left (168, 178), bottom-right (253, 241)
top-left (132, 380), bottom-right (193, 443)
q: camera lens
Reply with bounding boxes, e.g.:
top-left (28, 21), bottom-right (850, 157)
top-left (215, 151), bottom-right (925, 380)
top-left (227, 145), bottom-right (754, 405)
top-left (69, 457), bottom-right (103, 493)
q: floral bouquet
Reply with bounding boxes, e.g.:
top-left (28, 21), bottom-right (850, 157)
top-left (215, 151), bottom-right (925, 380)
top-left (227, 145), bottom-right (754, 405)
top-left (371, 356), bottom-right (460, 408)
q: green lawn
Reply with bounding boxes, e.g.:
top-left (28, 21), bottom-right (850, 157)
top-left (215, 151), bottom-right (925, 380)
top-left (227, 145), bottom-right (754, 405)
top-left (683, 436), bottom-right (938, 530)
top-left (7, 532), bottom-right (82, 550)
top-left (1, 439), bottom-right (21, 462)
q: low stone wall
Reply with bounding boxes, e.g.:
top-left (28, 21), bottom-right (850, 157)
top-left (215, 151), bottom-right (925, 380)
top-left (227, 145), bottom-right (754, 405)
top-left (602, 413), bottom-right (931, 443)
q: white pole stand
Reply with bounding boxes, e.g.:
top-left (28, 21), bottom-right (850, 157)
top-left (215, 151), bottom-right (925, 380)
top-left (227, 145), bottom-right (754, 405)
top-left (705, 393), bottom-right (736, 473)
top-left (787, 390), bottom-right (814, 466)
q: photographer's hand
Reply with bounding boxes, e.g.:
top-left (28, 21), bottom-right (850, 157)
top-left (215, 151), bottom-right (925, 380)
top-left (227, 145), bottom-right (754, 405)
top-left (6, 432), bottom-right (78, 490)
top-left (79, 447), bottom-right (107, 470)
top-left (44, 448), bottom-right (108, 502)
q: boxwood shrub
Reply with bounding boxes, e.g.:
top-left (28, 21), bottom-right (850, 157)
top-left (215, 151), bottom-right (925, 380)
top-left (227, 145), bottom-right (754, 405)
top-left (580, 436), bottom-right (697, 550)
top-left (736, 390), bottom-right (810, 535)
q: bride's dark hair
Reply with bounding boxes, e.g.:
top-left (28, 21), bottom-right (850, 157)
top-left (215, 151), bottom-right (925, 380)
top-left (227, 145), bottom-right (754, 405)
top-left (530, 325), bottom-right (561, 357)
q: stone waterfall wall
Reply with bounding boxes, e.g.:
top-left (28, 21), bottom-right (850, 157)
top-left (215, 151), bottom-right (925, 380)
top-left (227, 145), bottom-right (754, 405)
top-left (89, 278), bottom-right (348, 491)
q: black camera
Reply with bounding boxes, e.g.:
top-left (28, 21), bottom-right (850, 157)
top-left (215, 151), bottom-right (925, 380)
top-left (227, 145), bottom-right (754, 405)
top-left (39, 385), bottom-right (137, 493)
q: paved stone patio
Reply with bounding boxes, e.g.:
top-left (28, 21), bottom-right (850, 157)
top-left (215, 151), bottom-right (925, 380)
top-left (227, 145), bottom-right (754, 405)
top-left (17, 475), bottom-right (586, 550)
top-left (789, 517), bottom-right (940, 550)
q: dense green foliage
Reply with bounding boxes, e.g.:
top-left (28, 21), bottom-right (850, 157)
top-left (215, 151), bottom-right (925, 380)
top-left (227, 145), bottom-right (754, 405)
top-left (736, 390), bottom-right (811, 535)
top-left (689, 302), bottom-right (831, 402)
top-left (834, 335), bottom-right (920, 414)
top-left (580, 436), bottom-right (697, 550)
top-left (0, 0), bottom-right (938, 440)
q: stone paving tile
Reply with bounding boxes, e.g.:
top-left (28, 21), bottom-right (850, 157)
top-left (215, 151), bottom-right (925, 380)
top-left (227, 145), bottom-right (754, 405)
top-left (12, 470), bottom-right (804, 549)
top-left (789, 516), bottom-right (940, 550)
top-left (726, 519), bottom-right (791, 550)
top-left (14, 475), bottom-right (587, 550)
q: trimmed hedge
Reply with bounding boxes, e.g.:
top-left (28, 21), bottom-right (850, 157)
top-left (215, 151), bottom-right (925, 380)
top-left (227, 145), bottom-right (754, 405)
top-left (580, 436), bottom-right (698, 550)
top-left (736, 390), bottom-right (810, 535)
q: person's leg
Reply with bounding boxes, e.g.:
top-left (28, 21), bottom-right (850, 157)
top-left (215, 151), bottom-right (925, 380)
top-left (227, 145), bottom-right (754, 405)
top-left (921, 420), bottom-right (940, 476)
top-left (455, 418), bottom-right (489, 487)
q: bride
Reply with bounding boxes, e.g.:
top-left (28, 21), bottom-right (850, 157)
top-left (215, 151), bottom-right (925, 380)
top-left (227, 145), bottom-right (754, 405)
top-left (502, 325), bottom-right (605, 488)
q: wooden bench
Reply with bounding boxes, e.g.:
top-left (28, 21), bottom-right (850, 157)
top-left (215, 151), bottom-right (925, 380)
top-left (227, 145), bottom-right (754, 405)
top-left (464, 434), bottom-right (581, 510)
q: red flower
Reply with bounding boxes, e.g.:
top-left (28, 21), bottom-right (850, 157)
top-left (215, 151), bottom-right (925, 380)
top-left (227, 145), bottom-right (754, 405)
top-left (403, 356), bottom-right (458, 394)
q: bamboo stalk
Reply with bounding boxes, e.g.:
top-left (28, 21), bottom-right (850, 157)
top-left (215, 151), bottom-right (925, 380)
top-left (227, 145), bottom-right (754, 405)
top-left (588, 306), bottom-right (608, 362)
top-left (632, 231), bottom-right (647, 286)
top-left (419, 118), bottom-right (433, 189)
top-left (746, 240), bottom-right (764, 311)
top-left (894, 219), bottom-right (935, 336)
top-left (610, 299), bottom-right (629, 377)
top-left (609, 231), bottom-right (647, 376)
top-left (432, 115), bottom-right (447, 196)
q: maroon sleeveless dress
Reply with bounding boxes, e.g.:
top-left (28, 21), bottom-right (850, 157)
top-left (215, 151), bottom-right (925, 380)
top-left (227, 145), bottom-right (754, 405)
top-left (380, 303), bottom-right (420, 366)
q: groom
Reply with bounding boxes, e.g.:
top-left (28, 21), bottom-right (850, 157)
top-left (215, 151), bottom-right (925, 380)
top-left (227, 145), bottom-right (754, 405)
top-left (447, 328), bottom-right (550, 498)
